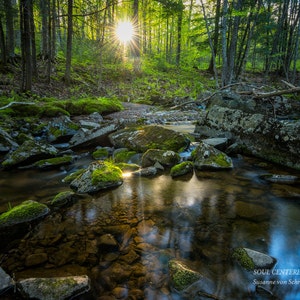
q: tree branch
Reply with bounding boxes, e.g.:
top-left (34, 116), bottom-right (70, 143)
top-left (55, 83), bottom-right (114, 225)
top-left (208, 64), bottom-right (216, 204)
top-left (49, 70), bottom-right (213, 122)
top-left (0, 101), bottom-right (35, 110)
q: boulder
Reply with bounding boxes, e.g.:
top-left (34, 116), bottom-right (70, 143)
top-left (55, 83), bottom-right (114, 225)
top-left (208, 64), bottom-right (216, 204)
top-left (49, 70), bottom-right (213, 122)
top-left (232, 247), bottom-right (277, 271)
top-left (2, 139), bottom-right (58, 168)
top-left (0, 127), bottom-right (18, 153)
top-left (50, 191), bottom-right (77, 209)
top-left (170, 161), bottom-right (194, 177)
top-left (132, 166), bottom-right (157, 177)
top-left (0, 200), bottom-right (50, 228)
top-left (33, 155), bottom-right (73, 169)
top-left (17, 276), bottom-right (90, 300)
top-left (195, 105), bottom-right (300, 170)
top-left (0, 267), bottom-right (14, 294)
top-left (109, 125), bottom-right (190, 153)
top-left (69, 123), bottom-right (118, 149)
top-left (46, 115), bottom-right (79, 143)
top-left (70, 161), bottom-right (123, 193)
top-left (192, 141), bottom-right (233, 170)
top-left (260, 174), bottom-right (299, 185)
top-left (141, 149), bottom-right (181, 168)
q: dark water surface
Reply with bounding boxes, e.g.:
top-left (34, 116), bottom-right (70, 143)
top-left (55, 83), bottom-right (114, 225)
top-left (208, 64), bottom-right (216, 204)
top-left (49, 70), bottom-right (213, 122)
top-left (0, 155), bottom-right (300, 299)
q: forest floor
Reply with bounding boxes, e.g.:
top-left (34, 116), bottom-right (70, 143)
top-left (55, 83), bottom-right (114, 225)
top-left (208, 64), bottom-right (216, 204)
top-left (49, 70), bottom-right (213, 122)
top-left (0, 60), bottom-right (299, 111)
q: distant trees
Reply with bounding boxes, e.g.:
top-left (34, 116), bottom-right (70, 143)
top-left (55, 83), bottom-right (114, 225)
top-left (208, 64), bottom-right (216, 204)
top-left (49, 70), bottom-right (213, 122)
top-left (0, 0), bottom-right (299, 91)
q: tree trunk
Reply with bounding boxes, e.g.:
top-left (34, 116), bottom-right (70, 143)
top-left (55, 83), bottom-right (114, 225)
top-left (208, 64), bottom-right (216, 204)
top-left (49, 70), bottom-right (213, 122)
top-left (64, 0), bottom-right (73, 85)
top-left (221, 0), bottom-right (228, 86)
top-left (0, 17), bottom-right (6, 67)
top-left (176, 0), bottom-right (183, 66)
top-left (20, 0), bottom-right (32, 92)
top-left (4, 0), bottom-right (15, 62)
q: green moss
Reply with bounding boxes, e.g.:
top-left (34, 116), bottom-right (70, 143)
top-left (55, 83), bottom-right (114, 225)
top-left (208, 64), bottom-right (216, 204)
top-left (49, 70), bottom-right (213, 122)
top-left (91, 161), bottom-right (122, 185)
top-left (114, 149), bottom-right (137, 163)
top-left (34, 155), bottom-right (73, 168)
top-left (232, 248), bottom-right (255, 271)
top-left (0, 200), bottom-right (49, 227)
top-left (169, 260), bottom-right (202, 291)
top-left (213, 152), bottom-right (232, 167)
top-left (170, 161), bottom-right (194, 177)
top-left (92, 148), bottom-right (109, 160)
top-left (63, 169), bottom-right (85, 183)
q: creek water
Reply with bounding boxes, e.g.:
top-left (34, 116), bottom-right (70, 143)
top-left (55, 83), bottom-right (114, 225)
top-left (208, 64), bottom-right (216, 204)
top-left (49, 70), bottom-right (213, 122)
top-left (0, 153), bottom-right (300, 299)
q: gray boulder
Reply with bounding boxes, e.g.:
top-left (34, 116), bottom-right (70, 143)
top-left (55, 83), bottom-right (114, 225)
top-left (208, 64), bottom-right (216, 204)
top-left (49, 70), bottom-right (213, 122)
top-left (0, 267), bottom-right (14, 294)
top-left (69, 123), bottom-right (118, 149)
top-left (17, 276), bottom-right (90, 300)
top-left (192, 141), bottom-right (233, 170)
top-left (141, 149), bottom-right (181, 168)
top-left (2, 139), bottom-right (58, 168)
top-left (195, 105), bottom-right (300, 170)
top-left (109, 125), bottom-right (190, 153)
top-left (0, 127), bottom-right (18, 153)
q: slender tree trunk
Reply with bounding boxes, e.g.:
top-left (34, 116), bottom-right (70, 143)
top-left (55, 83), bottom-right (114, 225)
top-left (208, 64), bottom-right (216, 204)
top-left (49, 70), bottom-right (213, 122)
top-left (20, 0), bottom-right (33, 92)
top-left (221, 0), bottom-right (228, 86)
top-left (29, 1), bottom-right (37, 77)
top-left (64, 0), bottom-right (73, 85)
top-left (208, 0), bottom-right (221, 73)
top-left (4, 0), bottom-right (15, 63)
top-left (176, 0), bottom-right (183, 66)
top-left (0, 17), bottom-right (6, 67)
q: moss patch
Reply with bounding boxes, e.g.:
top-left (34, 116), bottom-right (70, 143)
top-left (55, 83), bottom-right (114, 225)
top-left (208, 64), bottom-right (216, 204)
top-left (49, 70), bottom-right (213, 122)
top-left (114, 149), bottom-right (137, 163)
top-left (170, 161), bottom-right (194, 177)
top-left (33, 155), bottom-right (73, 168)
top-left (63, 169), bottom-right (86, 183)
top-left (169, 260), bottom-right (202, 291)
top-left (232, 247), bottom-right (255, 271)
top-left (91, 161), bottom-right (123, 185)
top-left (0, 200), bottom-right (49, 227)
top-left (92, 148), bottom-right (109, 160)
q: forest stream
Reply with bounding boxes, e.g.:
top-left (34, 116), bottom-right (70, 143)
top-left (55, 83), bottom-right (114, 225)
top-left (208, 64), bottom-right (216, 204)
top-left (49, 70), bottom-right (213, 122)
top-left (0, 132), bottom-right (300, 299)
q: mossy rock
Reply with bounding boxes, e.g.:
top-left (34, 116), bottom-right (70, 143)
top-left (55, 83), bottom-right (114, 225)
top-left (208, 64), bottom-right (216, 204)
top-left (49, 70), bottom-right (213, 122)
top-left (169, 259), bottom-right (202, 291)
top-left (141, 149), bottom-right (180, 168)
top-left (62, 169), bottom-right (86, 183)
top-left (2, 139), bottom-right (58, 168)
top-left (0, 200), bottom-right (50, 228)
top-left (70, 161), bottom-right (123, 193)
top-left (113, 148), bottom-right (137, 163)
top-left (109, 125), bottom-right (190, 153)
top-left (92, 148), bottom-right (109, 160)
top-left (192, 142), bottom-right (233, 170)
top-left (33, 155), bottom-right (73, 169)
top-left (50, 191), bottom-right (76, 208)
top-left (170, 161), bottom-right (194, 177)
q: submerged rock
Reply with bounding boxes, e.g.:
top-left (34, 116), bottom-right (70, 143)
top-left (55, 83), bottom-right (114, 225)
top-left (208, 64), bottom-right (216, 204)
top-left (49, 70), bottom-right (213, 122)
top-left (192, 141), bottom-right (233, 170)
top-left (2, 139), bottom-right (58, 168)
top-left (17, 275), bottom-right (90, 300)
top-left (70, 161), bottom-right (123, 193)
top-left (232, 247), bottom-right (277, 271)
top-left (168, 259), bottom-right (202, 291)
top-left (109, 125), bottom-right (190, 153)
top-left (50, 191), bottom-right (77, 209)
top-left (260, 174), bottom-right (299, 184)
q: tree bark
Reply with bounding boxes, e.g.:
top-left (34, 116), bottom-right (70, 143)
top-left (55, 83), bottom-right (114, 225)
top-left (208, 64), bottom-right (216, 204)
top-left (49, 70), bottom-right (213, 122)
top-left (64, 0), bottom-right (73, 85)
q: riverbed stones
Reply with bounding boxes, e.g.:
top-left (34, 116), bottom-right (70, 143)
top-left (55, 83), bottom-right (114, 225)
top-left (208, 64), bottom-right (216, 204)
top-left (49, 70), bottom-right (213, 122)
top-left (232, 247), bottom-right (277, 271)
top-left (17, 275), bottom-right (90, 300)
top-left (109, 125), bottom-right (190, 152)
top-left (0, 127), bottom-right (18, 152)
top-left (192, 141), bottom-right (233, 170)
top-left (70, 161), bottom-right (123, 193)
top-left (2, 139), bottom-right (58, 168)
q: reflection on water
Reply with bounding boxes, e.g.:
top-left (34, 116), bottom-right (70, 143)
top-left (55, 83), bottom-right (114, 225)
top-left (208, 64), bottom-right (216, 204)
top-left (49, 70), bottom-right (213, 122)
top-left (0, 156), bottom-right (300, 299)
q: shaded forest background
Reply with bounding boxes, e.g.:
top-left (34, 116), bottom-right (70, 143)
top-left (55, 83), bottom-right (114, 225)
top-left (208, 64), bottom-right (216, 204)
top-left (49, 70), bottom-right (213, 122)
top-left (0, 0), bottom-right (299, 100)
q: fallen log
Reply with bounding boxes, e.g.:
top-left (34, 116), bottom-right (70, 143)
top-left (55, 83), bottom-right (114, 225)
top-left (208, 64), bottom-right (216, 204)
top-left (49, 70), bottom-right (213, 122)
top-left (0, 101), bottom-right (35, 110)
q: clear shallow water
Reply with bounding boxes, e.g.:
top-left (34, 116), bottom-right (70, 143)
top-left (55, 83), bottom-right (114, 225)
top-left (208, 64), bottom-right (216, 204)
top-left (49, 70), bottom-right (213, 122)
top-left (0, 156), bottom-right (300, 299)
